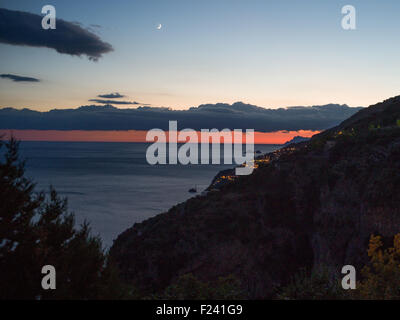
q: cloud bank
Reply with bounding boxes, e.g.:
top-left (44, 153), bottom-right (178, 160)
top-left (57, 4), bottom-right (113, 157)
top-left (0, 8), bottom-right (113, 61)
top-left (0, 102), bottom-right (363, 132)
top-left (0, 74), bottom-right (40, 82)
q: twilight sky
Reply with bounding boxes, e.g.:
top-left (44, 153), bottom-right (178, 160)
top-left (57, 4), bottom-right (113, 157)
top-left (0, 0), bottom-right (400, 111)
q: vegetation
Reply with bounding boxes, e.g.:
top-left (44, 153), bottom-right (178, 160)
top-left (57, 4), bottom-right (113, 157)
top-left (155, 273), bottom-right (245, 300)
top-left (275, 266), bottom-right (347, 300)
top-left (0, 139), bottom-right (128, 299)
top-left (354, 234), bottom-right (400, 299)
top-left (276, 234), bottom-right (400, 300)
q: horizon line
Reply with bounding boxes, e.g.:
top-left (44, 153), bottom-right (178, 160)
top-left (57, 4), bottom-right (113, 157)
top-left (0, 129), bottom-right (320, 145)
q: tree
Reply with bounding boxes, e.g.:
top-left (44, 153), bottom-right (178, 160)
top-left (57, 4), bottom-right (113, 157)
top-left (355, 234), bottom-right (400, 299)
top-left (0, 139), bottom-right (128, 299)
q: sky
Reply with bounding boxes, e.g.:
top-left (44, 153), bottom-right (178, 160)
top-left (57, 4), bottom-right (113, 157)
top-left (0, 0), bottom-right (400, 111)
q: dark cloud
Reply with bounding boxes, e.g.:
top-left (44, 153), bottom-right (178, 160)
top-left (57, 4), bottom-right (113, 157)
top-left (97, 93), bottom-right (125, 99)
top-left (0, 74), bottom-right (40, 82)
top-left (0, 8), bottom-right (113, 61)
top-left (0, 102), bottom-right (363, 132)
top-left (89, 99), bottom-right (149, 105)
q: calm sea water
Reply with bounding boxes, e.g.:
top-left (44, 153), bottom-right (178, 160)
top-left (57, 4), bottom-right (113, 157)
top-left (18, 142), bottom-right (281, 247)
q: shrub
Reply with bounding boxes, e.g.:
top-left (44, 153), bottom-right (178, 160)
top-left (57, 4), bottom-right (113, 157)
top-left (275, 266), bottom-right (347, 300)
top-left (158, 273), bottom-right (245, 300)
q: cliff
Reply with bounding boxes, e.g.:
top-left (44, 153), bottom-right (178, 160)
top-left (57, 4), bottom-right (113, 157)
top-left (110, 96), bottom-right (400, 298)
top-left (283, 136), bottom-right (310, 146)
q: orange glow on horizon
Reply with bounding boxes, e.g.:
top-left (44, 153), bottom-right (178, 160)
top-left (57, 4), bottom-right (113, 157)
top-left (0, 129), bottom-right (320, 145)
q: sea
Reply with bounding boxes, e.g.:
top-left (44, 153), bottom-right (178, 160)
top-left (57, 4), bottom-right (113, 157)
top-left (18, 142), bottom-right (281, 248)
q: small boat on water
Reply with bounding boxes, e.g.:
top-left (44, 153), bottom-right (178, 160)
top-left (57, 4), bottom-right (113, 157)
top-left (188, 185), bottom-right (197, 193)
